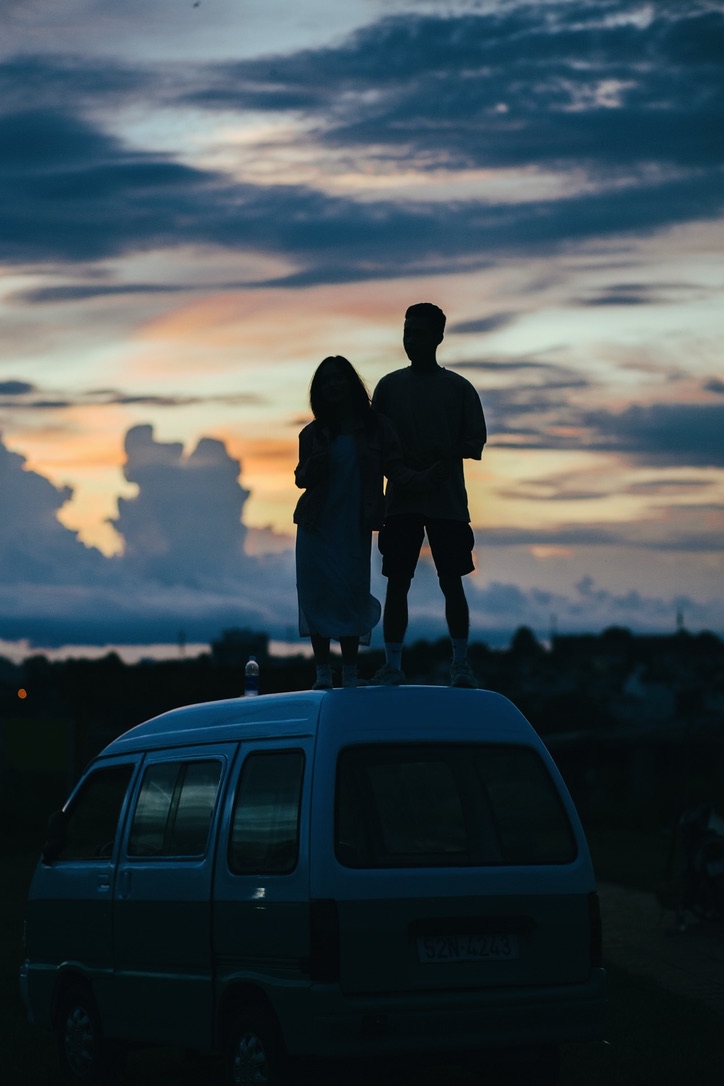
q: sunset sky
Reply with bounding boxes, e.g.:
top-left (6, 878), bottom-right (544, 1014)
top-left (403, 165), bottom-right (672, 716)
top-left (2, 0), bottom-right (723, 657)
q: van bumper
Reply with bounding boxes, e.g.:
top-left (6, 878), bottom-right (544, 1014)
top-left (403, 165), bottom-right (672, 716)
top-left (285, 969), bottom-right (607, 1058)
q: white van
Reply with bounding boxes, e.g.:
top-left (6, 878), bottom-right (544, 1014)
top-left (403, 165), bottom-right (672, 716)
top-left (21, 687), bottom-right (606, 1085)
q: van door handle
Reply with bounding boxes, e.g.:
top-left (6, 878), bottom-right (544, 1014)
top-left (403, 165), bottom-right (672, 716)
top-left (97, 874), bottom-right (111, 894)
top-left (119, 870), bottom-right (132, 899)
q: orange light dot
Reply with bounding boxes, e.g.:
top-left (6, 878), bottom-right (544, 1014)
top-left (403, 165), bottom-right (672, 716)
top-left (18, 688), bottom-right (28, 699)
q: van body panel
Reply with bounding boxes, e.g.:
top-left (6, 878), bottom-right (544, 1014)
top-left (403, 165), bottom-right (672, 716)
top-left (332, 891), bottom-right (591, 995)
top-left (103, 694), bottom-right (321, 756)
top-left (284, 970), bottom-right (607, 1057)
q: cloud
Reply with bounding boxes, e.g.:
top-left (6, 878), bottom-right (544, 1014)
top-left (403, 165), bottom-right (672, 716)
top-left (579, 285), bottom-right (664, 307)
top-left (0, 107), bottom-right (223, 263)
top-left (583, 402), bottom-right (724, 467)
top-left (1, 4), bottom-right (722, 282)
top-left (112, 423), bottom-right (251, 585)
top-left (482, 504), bottom-right (724, 554)
top-left (0, 427), bottom-right (300, 646)
top-left (1, 425), bottom-right (721, 648)
top-left (196, 4), bottom-right (724, 174)
top-left (450, 312), bottom-right (518, 335)
top-left (0, 380), bottom-right (262, 413)
top-left (14, 283), bottom-right (191, 304)
top-left (0, 437), bottom-right (105, 583)
top-left (0, 380), bottom-right (36, 395)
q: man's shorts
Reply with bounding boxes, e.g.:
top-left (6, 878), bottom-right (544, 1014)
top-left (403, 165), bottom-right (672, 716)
top-left (378, 514), bottom-right (475, 580)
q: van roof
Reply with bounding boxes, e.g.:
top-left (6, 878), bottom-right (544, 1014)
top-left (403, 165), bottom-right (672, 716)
top-left (100, 686), bottom-right (537, 757)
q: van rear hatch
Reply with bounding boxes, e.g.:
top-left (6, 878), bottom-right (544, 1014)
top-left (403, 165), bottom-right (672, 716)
top-left (327, 742), bottom-right (593, 995)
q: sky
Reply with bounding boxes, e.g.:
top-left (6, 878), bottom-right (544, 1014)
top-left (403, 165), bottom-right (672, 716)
top-left (1, 0), bottom-right (723, 659)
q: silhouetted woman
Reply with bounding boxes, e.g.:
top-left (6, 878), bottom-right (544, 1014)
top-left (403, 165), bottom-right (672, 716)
top-left (294, 355), bottom-right (420, 688)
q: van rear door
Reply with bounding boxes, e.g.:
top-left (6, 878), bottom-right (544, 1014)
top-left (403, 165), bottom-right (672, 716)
top-left (324, 742), bottom-right (593, 995)
top-left (212, 740), bottom-right (314, 1012)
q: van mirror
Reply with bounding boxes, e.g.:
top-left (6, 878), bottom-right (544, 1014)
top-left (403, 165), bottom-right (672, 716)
top-left (41, 810), bottom-right (67, 864)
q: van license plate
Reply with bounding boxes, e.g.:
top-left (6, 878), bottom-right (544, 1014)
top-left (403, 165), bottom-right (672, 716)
top-left (417, 934), bottom-right (518, 963)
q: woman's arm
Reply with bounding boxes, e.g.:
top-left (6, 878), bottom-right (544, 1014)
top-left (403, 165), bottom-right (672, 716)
top-left (294, 423), bottom-right (330, 489)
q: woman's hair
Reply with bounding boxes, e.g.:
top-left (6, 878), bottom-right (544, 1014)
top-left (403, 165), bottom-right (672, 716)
top-left (309, 355), bottom-right (373, 430)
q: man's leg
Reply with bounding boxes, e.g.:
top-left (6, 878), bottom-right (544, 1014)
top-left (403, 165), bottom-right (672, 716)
top-left (439, 573), bottom-right (477, 687)
top-left (383, 574), bottom-right (412, 644)
top-left (438, 573), bottom-right (469, 641)
top-left (372, 516), bottom-right (421, 685)
top-left (378, 574), bottom-right (411, 676)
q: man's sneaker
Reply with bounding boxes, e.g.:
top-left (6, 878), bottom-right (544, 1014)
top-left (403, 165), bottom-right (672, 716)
top-left (450, 659), bottom-right (478, 688)
top-left (369, 664), bottom-right (406, 686)
top-left (312, 674), bottom-right (333, 690)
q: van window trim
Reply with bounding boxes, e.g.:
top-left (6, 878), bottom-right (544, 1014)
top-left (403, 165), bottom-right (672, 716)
top-left (334, 740), bottom-right (579, 870)
top-left (54, 757), bottom-right (141, 865)
top-left (124, 752), bottom-right (228, 863)
top-left (227, 746), bottom-right (306, 877)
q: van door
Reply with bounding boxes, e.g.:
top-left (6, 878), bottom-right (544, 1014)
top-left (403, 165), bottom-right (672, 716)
top-left (111, 744), bottom-right (235, 1048)
top-left (25, 758), bottom-right (138, 1026)
top-left (213, 742), bottom-right (312, 1028)
top-left (325, 742), bottom-right (590, 996)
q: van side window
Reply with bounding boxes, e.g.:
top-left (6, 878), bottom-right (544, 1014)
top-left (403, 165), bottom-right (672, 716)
top-left (60, 765), bottom-right (134, 861)
top-left (229, 751), bottom-right (304, 875)
top-left (336, 744), bottom-right (576, 868)
top-left (128, 760), bottom-right (222, 858)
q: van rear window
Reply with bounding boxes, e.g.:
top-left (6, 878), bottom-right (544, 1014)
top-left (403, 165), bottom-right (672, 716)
top-left (335, 744), bottom-right (576, 868)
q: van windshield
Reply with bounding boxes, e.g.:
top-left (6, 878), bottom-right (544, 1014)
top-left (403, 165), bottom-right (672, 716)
top-left (335, 744), bottom-right (576, 868)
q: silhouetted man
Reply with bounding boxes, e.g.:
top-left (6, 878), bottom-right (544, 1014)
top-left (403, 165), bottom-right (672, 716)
top-left (371, 302), bottom-right (487, 686)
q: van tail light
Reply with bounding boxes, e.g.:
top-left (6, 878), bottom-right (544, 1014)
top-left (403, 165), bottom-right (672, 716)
top-left (308, 898), bottom-right (340, 982)
top-left (587, 891), bottom-right (603, 968)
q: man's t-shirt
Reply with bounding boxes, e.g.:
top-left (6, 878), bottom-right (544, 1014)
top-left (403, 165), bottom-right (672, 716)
top-left (372, 365), bottom-right (486, 522)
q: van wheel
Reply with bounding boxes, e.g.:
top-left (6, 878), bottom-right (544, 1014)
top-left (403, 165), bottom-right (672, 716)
top-left (57, 985), bottom-right (115, 1084)
top-left (227, 1007), bottom-right (287, 1086)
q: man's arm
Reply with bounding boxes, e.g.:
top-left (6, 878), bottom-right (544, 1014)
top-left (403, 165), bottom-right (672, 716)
top-left (460, 381), bottom-right (487, 460)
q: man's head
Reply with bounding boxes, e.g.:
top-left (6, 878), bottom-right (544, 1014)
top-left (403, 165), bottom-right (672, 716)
top-left (403, 303), bottom-right (446, 368)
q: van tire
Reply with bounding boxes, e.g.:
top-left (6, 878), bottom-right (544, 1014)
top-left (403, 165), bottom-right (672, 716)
top-left (56, 984), bottom-right (116, 1084)
top-left (227, 1006), bottom-right (288, 1086)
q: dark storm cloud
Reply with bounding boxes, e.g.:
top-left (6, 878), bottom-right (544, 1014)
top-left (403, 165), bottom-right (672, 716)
top-left (0, 3), bottom-right (721, 280)
top-left (15, 283), bottom-right (190, 303)
top-left (483, 516), bottom-right (723, 555)
top-left (0, 108), bottom-right (224, 262)
top-left (580, 285), bottom-right (663, 307)
top-left (0, 380), bottom-right (35, 395)
top-left (450, 313), bottom-right (518, 334)
top-left (578, 281), bottom-right (704, 306)
top-left (0, 381), bottom-right (262, 412)
top-left (583, 402), bottom-right (724, 467)
top-left (0, 54), bottom-right (151, 113)
top-left (198, 4), bottom-right (724, 173)
top-left (474, 381), bottom-right (724, 471)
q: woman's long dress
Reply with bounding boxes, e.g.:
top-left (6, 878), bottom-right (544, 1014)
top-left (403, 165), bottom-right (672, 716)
top-left (296, 433), bottom-right (381, 642)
